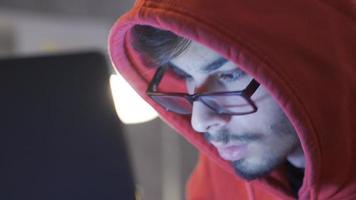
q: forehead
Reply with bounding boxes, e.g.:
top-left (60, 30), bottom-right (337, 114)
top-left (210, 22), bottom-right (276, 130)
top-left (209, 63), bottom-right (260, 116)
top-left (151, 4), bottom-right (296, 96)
top-left (170, 41), bottom-right (222, 75)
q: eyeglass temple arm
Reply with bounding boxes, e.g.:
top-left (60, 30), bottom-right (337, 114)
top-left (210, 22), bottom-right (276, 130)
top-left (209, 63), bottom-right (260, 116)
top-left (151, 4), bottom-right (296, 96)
top-left (147, 64), bottom-right (169, 92)
top-left (244, 79), bottom-right (260, 97)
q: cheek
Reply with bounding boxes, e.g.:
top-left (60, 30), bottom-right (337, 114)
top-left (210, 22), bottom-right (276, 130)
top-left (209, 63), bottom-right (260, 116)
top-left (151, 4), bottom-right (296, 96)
top-left (249, 133), bottom-right (294, 159)
top-left (252, 87), bottom-right (277, 109)
top-left (252, 88), bottom-right (285, 123)
top-left (238, 93), bottom-right (289, 136)
top-left (227, 85), bottom-right (291, 134)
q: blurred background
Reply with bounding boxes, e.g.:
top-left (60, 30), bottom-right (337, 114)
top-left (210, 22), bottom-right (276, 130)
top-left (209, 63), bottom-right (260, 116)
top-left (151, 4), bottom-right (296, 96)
top-left (0, 0), bottom-right (198, 200)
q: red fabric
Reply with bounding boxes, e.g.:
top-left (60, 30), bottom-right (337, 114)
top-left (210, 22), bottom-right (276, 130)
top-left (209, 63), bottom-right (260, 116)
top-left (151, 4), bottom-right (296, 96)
top-left (108, 0), bottom-right (356, 199)
top-left (186, 154), bottom-right (293, 200)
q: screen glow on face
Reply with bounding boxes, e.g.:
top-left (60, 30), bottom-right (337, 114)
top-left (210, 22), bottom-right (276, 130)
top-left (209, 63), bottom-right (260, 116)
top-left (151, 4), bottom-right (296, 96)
top-left (169, 41), bottom-right (302, 180)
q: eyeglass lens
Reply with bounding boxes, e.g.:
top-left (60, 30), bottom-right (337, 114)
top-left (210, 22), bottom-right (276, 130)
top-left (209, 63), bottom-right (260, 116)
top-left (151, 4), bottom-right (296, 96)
top-left (151, 94), bottom-right (254, 115)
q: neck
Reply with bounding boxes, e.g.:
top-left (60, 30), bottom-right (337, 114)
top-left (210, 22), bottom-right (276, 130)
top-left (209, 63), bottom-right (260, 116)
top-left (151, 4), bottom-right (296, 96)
top-left (287, 144), bottom-right (305, 168)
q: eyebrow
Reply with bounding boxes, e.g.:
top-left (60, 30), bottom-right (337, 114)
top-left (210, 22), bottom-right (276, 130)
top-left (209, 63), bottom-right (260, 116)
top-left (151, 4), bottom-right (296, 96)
top-left (168, 57), bottom-right (229, 78)
top-left (202, 57), bottom-right (246, 76)
top-left (201, 57), bottom-right (228, 73)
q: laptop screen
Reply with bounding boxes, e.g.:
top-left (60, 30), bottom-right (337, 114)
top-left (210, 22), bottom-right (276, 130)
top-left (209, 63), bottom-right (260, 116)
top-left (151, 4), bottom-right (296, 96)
top-left (0, 52), bottom-right (135, 200)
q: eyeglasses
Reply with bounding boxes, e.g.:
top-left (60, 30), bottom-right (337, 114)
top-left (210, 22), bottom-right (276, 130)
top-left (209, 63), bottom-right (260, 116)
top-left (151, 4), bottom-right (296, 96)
top-left (146, 64), bottom-right (260, 115)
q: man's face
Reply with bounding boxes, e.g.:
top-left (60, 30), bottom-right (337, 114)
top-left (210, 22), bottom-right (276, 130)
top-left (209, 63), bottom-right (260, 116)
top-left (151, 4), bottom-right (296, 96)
top-left (170, 41), bottom-right (301, 180)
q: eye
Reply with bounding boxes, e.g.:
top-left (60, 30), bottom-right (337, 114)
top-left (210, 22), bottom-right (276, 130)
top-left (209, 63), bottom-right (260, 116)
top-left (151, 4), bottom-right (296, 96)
top-left (218, 69), bottom-right (245, 82)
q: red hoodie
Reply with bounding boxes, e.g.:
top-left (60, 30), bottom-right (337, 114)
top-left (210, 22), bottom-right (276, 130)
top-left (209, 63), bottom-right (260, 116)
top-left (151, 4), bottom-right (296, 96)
top-left (108, 0), bottom-right (356, 199)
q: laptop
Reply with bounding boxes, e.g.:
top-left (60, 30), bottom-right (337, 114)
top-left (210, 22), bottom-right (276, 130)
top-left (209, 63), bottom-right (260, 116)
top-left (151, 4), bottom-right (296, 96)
top-left (0, 52), bottom-right (135, 200)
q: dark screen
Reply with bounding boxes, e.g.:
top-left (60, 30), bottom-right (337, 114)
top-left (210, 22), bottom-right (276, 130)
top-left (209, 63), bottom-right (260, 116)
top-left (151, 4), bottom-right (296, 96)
top-left (0, 52), bottom-right (135, 200)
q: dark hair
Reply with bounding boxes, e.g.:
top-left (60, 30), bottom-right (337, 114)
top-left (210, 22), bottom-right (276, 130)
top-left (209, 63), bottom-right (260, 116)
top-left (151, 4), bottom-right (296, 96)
top-left (131, 25), bottom-right (191, 67)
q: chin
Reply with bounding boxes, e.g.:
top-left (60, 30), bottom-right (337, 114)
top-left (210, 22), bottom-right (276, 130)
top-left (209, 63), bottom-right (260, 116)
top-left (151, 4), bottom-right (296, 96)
top-left (231, 156), bottom-right (285, 180)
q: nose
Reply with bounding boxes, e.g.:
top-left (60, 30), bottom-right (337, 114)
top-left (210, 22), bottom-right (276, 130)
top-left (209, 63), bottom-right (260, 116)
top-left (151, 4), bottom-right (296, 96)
top-left (191, 101), bottom-right (231, 133)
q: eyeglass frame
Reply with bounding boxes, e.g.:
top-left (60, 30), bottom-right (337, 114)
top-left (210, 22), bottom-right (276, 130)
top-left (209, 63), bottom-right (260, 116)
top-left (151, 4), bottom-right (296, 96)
top-left (146, 64), bottom-right (260, 115)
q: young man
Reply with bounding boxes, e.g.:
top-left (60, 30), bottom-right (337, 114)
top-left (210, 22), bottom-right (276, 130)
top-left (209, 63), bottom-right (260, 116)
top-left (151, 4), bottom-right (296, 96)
top-left (108, 1), bottom-right (356, 199)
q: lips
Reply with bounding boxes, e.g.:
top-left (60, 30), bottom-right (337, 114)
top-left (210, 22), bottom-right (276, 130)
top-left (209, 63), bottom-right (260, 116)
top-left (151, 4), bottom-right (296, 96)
top-left (217, 144), bottom-right (248, 161)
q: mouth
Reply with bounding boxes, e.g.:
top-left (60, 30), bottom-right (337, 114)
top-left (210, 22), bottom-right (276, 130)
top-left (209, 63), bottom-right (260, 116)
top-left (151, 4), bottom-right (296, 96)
top-left (217, 144), bottom-right (248, 161)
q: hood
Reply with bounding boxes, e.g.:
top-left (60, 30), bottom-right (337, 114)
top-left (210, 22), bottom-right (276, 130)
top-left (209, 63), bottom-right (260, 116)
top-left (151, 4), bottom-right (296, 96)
top-left (108, 0), bottom-right (356, 199)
